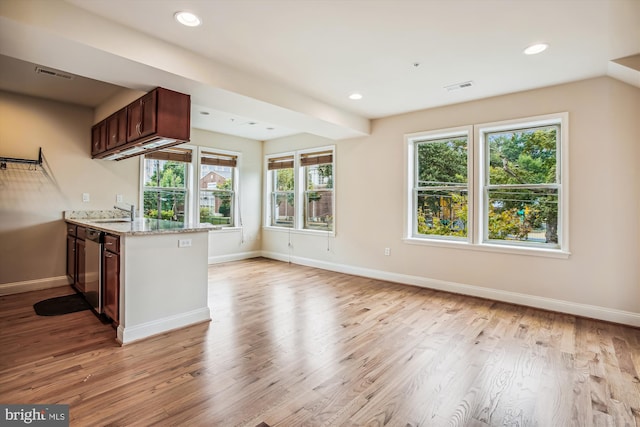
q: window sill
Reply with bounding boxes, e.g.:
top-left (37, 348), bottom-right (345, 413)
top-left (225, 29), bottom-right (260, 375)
top-left (205, 226), bottom-right (242, 233)
top-left (402, 237), bottom-right (570, 259)
top-left (263, 226), bottom-right (335, 238)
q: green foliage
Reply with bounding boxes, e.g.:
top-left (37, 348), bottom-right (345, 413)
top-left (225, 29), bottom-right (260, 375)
top-left (199, 207), bottom-right (230, 225)
top-left (487, 127), bottom-right (558, 242)
top-left (144, 160), bottom-right (187, 221)
top-left (146, 209), bottom-right (176, 220)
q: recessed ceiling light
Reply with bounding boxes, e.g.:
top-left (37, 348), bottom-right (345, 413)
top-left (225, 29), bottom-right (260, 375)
top-left (199, 111), bottom-right (210, 115)
top-left (348, 93), bottom-right (363, 100)
top-left (523, 43), bottom-right (548, 55)
top-left (174, 11), bottom-right (201, 27)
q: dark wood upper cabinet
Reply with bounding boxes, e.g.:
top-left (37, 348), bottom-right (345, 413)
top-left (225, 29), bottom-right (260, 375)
top-left (106, 108), bottom-right (128, 150)
top-left (127, 87), bottom-right (189, 144)
top-left (91, 120), bottom-right (106, 156)
top-left (92, 87), bottom-right (190, 160)
top-left (127, 90), bottom-right (157, 142)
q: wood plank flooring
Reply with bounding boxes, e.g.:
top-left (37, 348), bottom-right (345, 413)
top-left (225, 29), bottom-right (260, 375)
top-left (1, 257), bottom-right (639, 426)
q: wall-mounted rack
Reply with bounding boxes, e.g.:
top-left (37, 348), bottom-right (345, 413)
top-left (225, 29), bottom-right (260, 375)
top-left (0, 147), bottom-right (43, 170)
top-left (0, 148), bottom-right (57, 189)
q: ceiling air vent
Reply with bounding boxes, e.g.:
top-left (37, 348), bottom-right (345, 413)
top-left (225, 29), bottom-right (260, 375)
top-left (444, 81), bottom-right (473, 92)
top-left (34, 66), bottom-right (74, 80)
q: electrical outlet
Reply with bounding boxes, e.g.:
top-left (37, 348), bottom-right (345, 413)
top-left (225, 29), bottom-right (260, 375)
top-left (116, 194), bottom-right (123, 203)
top-left (178, 239), bottom-right (192, 248)
top-left (384, 247), bottom-right (391, 256)
top-left (82, 193), bottom-right (90, 202)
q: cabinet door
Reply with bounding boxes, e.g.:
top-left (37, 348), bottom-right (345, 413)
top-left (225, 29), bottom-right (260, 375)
top-left (106, 109), bottom-right (127, 150)
top-left (66, 235), bottom-right (76, 283)
top-left (75, 239), bottom-right (86, 292)
top-left (127, 91), bottom-right (157, 142)
top-left (91, 121), bottom-right (107, 156)
top-left (102, 250), bottom-right (119, 323)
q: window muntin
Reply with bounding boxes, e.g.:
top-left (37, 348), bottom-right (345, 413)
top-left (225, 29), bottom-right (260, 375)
top-left (413, 135), bottom-right (469, 239)
top-left (483, 125), bottom-right (560, 246)
top-left (199, 151), bottom-right (236, 226)
top-left (302, 152), bottom-right (333, 231)
top-left (268, 156), bottom-right (295, 228)
top-left (143, 148), bottom-right (191, 222)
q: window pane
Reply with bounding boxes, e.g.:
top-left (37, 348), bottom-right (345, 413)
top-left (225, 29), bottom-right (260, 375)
top-left (273, 168), bottom-right (294, 191)
top-left (416, 190), bottom-right (468, 237)
top-left (417, 137), bottom-right (467, 187)
top-left (305, 163), bottom-right (333, 190)
top-left (199, 163), bottom-right (234, 226)
top-left (272, 192), bottom-right (295, 227)
top-left (305, 190), bottom-right (333, 230)
top-left (144, 160), bottom-right (186, 188)
top-left (487, 188), bottom-right (558, 244)
top-left (199, 191), bottom-right (233, 225)
top-left (304, 162), bottom-right (333, 231)
top-left (143, 189), bottom-right (186, 221)
top-left (487, 126), bottom-right (557, 185)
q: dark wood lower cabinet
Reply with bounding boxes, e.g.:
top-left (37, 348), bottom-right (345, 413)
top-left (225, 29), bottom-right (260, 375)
top-left (75, 238), bottom-right (86, 293)
top-left (66, 234), bottom-right (75, 282)
top-left (102, 234), bottom-right (120, 324)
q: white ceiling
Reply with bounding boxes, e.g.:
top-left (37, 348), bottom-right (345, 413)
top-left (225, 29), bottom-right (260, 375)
top-left (1, 0), bottom-right (639, 141)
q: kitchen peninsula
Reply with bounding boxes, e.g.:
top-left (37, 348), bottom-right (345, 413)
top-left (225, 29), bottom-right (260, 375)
top-left (64, 210), bottom-right (211, 345)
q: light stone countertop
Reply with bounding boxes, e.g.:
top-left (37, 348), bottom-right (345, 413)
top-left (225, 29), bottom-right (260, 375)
top-left (64, 210), bottom-right (215, 236)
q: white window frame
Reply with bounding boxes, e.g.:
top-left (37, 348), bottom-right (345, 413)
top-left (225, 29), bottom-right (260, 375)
top-left (404, 113), bottom-right (569, 258)
top-left (139, 145), bottom-right (242, 229)
top-left (139, 144), bottom-right (195, 224)
top-left (264, 145), bottom-right (336, 235)
top-left (406, 125), bottom-right (473, 243)
top-left (195, 147), bottom-right (241, 229)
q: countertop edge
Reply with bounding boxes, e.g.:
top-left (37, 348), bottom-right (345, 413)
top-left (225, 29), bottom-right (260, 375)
top-left (65, 218), bottom-right (213, 236)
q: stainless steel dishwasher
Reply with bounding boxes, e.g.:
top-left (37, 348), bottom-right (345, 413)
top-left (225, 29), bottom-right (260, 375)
top-left (84, 228), bottom-right (104, 314)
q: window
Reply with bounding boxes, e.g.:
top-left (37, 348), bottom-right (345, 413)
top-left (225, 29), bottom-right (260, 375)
top-left (142, 148), bottom-right (192, 222)
top-left (199, 151), bottom-right (237, 227)
top-left (301, 151), bottom-right (333, 231)
top-left (406, 113), bottom-right (568, 255)
top-left (482, 124), bottom-right (560, 246)
top-left (412, 129), bottom-right (470, 240)
top-left (265, 147), bottom-right (335, 233)
top-left (268, 155), bottom-right (295, 228)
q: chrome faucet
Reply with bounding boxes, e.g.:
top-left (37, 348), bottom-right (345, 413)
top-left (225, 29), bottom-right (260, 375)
top-left (114, 204), bottom-right (135, 221)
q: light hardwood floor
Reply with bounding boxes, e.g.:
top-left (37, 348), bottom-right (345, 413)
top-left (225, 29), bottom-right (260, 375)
top-left (1, 258), bottom-right (639, 426)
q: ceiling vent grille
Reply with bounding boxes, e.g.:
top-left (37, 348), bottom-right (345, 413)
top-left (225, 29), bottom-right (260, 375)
top-left (444, 81), bottom-right (473, 92)
top-left (34, 66), bottom-right (74, 80)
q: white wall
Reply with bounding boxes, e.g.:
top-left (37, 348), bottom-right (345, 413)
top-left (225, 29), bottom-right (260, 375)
top-left (262, 77), bottom-right (640, 324)
top-left (190, 128), bottom-right (263, 262)
top-left (0, 90), bottom-right (139, 288)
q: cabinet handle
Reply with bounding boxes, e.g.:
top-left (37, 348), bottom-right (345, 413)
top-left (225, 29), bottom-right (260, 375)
top-left (105, 253), bottom-right (114, 258)
top-left (136, 122), bottom-right (141, 135)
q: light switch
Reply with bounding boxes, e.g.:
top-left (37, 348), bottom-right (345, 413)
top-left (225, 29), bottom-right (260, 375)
top-left (178, 239), bottom-right (192, 248)
top-left (82, 193), bottom-right (90, 202)
top-left (116, 194), bottom-right (123, 203)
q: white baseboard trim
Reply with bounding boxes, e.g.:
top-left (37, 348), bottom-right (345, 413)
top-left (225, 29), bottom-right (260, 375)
top-left (0, 276), bottom-right (70, 296)
top-left (260, 251), bottom-right (640, 327)
top-left (117, 307), bottom-right (211, 345)
top-left (208, 251), bottom-right (262, 265)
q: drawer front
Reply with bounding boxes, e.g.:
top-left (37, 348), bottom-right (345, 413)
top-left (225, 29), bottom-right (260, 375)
top-left (76, 226), bottom-right (86, 240)
top-left (66, 223), bottom-right (77, 237)
top-left (104, 234), bottom-right (120, 253)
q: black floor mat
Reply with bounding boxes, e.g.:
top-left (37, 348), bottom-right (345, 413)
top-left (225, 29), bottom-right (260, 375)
top-left (33, 293), bottom-right (91, 316)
